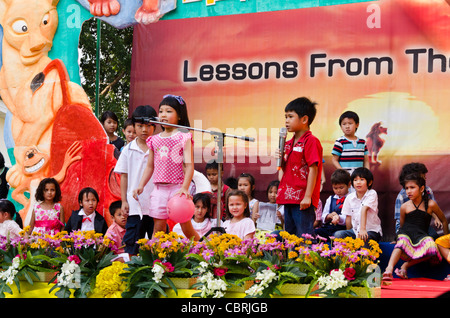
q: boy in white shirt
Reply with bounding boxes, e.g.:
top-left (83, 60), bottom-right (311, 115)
top-left (114, 105), bottom-right (157, 255)
top-left (334, 167), bottom-right (382, 243)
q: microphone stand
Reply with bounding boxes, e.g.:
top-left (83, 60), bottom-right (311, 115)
top-left (147, 119), bottom-right (255, 239)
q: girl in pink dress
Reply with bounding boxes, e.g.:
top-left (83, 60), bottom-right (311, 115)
top-left (29, 178), bottom-right (64, 235)
top-left (133, 94), bottom-right (199, 240)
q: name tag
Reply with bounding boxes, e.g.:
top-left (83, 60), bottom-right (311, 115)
top-left (293, 146), bottom-right (303, 152)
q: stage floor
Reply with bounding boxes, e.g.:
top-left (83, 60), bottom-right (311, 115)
top-left (381, 278), bottom-right (450, 298)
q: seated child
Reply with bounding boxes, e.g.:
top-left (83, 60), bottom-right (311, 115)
top-left (383, 173), bottom-right (448, 280)
top-left (222, 189), bottom-right (255, 240)
top-left (65, 187), bottom-right (108, 235)
top-left (334, 167), bottom-right (382, 243)
top-left (394, 162), bottom-right (441, 238)
top-left (253, 180), bottom-right (280, 232)
top-left (105, 200), bottom-right (127, 254)
top-left (0, 200), bottom-right (22, 239)
top-left (315, 169), bottom-right (351, 240)
top-left (173, 193), bottom-right (216, 238)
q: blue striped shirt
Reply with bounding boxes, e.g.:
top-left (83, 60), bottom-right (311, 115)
top-left (332, 136), bottom-right (368, 174)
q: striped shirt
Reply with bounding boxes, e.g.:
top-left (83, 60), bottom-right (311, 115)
top-left (331, 136), bottom-right (368, 174)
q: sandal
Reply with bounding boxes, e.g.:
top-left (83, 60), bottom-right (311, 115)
top-left (395, 268), bottom-right (408, 279)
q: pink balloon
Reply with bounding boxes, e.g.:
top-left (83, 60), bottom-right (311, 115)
top-left (167, 195), bottom-right (195, 223)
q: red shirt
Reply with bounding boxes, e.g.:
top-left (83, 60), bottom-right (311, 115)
top-left (276, 130), bottom-right (323, 207)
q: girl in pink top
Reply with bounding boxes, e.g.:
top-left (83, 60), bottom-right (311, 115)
top-left (29, 178), bottom-right (65, 235)
top-left (133, 95), bottom-right (199, 240)
top-left (222, 189), bottom-right (256, 240)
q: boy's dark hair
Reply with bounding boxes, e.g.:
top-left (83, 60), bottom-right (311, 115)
top-left (284, 97), bottom-right (317, 125)
top-left (351, 167), bottom-right (374, 189)
top-left (0, 199), bottom-right (22, 228)
top-left (78, 187), bottom-right (99, 205)
top-left (399, 162), bottom-right (428, 185)
top-left (123, 118), bottom-right (133, 128)
top-left (225, 189), bottom-right (251, 219)
top-left (331, 169), bottom-right (351, 186)
top-left (224, 177), bottom-right (238, 189)
top-left (100, 110), bottom-right (119, 124)
top-left (109, 200), bottom-right (122, 216)
top-left (131, 105), bottom-right (157, 126)
top-left (159, 95), bottom-right (190, 128)
top-left (193, 192), bottom-right (212, 219)
top-left (205, 159), bottom-right (219, 171)
top-left (339, 111), bottom-right (360, 126)
top-left (35, 178), bottom-right (62, 202)
top-left (266, 180), bottom-right (280, 195)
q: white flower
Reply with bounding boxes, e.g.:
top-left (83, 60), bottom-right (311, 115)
top-left (245, 268), bottom-right (278, 297)
top-left (318, 269), bottom-right (348, 292)
top-left (57, 260), bottom-right (80, 288)
top-left (152, 262), bottom-right (166, 283)
top-left (0, 257), bottom-right (21, 285)
top-left (197, 271), bottom-right (227, 298)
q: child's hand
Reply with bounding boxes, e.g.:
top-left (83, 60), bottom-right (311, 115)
top-left (276, 210), bottom-right (284, 221)
top-left (176, 188), bottom-right (192, 200)
top-left (434, 217), bottom-right (443, 229)
top-left (358, 229), bottom-right (368, 241)
top-left (132, 187), bottom-right (143, 200)
top-left (274, 148), bottom-right (282, 159)
top-left (300, 197), bottom-right (311, 210)
top-left (331, 214), bottom-right (340, 225)
top-left (121, 201), bottom-right (129, 217)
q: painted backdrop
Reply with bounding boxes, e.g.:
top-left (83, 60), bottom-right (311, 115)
top-left (130, 0), bottom-right (450, 240)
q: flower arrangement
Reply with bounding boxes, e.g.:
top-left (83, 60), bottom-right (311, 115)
top-left (44, 230), bottom-right (117, 298)
top-left (0, 228), bottom-right (64, 298)
top-left (277, 232), bottom-right (382, 297)
top-left (187, 233), bottom-right (257, 298)
top-left (121, 231), bottom-right (193, 298)
top-left (0, 228), bottom-right (382, 298)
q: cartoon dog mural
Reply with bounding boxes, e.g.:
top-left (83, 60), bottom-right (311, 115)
top-left (0, 0), bottom-right (120, 225)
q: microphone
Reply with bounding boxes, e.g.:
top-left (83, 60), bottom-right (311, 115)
top-left (134, 116), bottom-right (160, 123)
top-left (277, 127), bottom-right (287, 170)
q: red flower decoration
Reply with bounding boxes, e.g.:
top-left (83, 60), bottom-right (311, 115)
top-left (344, 267), bottom-right (356, 281)
top-left (213, 267), bottom-right (228, 277)
top-left (68, 255), bottom-right (81, 264)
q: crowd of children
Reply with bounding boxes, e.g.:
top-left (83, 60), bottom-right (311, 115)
top-left (0, 94), bottom-right (449, 282)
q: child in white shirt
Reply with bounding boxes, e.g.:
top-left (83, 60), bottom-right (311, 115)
top-left (334, 167), bottom-right (382, 243)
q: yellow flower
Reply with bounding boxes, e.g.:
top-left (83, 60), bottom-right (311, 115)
top-left (288, 251), bottom-right (298, 259)
top-left (94, 262), bottom-right (128, 298)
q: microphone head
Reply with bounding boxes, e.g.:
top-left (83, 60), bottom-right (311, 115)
top-left (280, 127), bottom-right (287, 138)
top-left (133, 116), bottom-right (159, 124)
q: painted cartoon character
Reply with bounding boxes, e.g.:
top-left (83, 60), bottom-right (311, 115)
top-left (0, 0), bottom-right (120, 225)
top-left (87, 0), bottom-right (163, 24)
top-left (0, 0), bottom-right (91, 190)
top-left (366, 122), bottom-right (388, 165)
